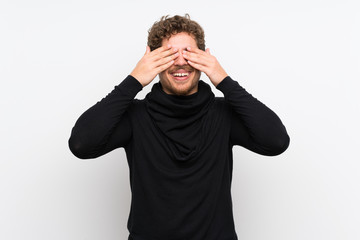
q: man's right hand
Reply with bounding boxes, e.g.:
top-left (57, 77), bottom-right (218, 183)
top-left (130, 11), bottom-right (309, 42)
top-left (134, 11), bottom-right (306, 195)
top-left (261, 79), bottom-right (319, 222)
top-left (130, 45), bottom-right (179, 87)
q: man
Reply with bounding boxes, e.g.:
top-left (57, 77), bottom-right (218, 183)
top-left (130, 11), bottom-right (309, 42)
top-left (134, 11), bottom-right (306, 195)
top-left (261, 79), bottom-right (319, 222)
top-left (69, 14), bottom-right (290, 240)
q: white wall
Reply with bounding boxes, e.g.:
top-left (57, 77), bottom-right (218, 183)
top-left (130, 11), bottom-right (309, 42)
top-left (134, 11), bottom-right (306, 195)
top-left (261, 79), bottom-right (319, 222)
top-left (1, 0), bottom-right (359, 239)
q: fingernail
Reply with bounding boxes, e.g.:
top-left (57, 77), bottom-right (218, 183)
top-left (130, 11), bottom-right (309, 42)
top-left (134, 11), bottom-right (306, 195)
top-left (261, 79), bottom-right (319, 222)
top-left (187, 47), bottom-right (191, 50)
top-left (173, 48), bottom-right (178, 52)
top-left (167, 44), bottom-right (172, 48)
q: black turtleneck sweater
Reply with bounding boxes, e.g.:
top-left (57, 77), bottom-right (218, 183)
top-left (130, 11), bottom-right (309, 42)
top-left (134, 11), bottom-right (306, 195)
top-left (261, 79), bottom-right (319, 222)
top-left (68, 75), bottom-right (290, 240)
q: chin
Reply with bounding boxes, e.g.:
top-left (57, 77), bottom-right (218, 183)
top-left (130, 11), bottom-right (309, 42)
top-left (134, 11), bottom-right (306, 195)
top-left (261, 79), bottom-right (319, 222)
top-left (160, 70), bottom-right (200, 96)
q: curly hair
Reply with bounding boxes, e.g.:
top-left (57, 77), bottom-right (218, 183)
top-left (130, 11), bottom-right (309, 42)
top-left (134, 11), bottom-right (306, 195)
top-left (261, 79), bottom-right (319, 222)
top-left (147, 14), bottom-right (205, 51)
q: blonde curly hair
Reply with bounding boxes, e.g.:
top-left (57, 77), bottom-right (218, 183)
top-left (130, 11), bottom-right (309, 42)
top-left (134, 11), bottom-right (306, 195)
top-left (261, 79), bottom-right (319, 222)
top-left (147, 14), bottom-right (205, 51)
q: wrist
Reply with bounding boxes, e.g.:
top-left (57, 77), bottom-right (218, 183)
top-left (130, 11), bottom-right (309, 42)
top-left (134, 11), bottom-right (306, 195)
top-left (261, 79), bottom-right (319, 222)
top-left (130, 73), bottom-right (146, 87)
top-left (120, 75), bottom-right (144, 95)
top-left (211, 72), bottom-right (228, 87)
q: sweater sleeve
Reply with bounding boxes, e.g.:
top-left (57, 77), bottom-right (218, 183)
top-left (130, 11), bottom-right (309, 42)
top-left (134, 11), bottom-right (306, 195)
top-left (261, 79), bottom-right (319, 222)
top-left (216, 76), bottom-right (290, 156)
top-left (68, 75), bottom-right (143, 159)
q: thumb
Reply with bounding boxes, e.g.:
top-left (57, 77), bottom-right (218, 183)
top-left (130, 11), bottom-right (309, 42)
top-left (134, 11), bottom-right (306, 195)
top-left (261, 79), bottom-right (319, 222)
top-left (206, 48), bottom-right (211, 54)
top-left (145, 45), bottom-right (151, 55)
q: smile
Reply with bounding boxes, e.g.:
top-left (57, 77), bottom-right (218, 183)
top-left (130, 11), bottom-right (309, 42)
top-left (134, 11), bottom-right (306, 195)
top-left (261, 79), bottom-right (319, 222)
top-left (170, 70), bottom-right (192, 82)
top-left (172, 72), bottom-right (189, 77)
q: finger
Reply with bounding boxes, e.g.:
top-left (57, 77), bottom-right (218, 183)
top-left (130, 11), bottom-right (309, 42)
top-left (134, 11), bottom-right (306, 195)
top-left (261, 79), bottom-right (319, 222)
top-left (186, 46), bottom-right (208, 56)
top-left (155, 51), bottom-right (179, 67)
top-left (187, 60), bottom-right (207, 72)
top-left (145, 45), bottom-right (151, 55)
top-left (150, 44), bottom-right (172, 56)
top-left (182, 50), bottom-right (209, 66)
top-left (205, 48), bottom-right (211, 55)
top-left (183, 47), bottom-right (211, 61)
top-left (158, 47), bottom-right (178, 59)
top-left (155, 59), bottom-right (175, 73)
top-left (151, 46), bottom-right (178, 62)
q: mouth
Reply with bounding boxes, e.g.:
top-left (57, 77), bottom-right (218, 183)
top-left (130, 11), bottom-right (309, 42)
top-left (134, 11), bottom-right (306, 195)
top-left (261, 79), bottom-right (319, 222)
top-left (170, 70), bottom-right (192, 82)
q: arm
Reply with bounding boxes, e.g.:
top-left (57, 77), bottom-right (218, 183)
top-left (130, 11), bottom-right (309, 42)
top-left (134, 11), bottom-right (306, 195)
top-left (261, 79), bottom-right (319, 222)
top-left (216, 76), bottom-right (290, 156)
top-left (183, 47), bottom-right (290, 156)
top-left (68, 45), bottom-right (178, 159)
top-left (68, 75), bottom-right (143, 159)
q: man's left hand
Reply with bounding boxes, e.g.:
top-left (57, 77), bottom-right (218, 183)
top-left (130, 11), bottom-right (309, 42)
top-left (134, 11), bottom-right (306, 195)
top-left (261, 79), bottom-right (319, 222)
top-left (182, 47), bottom-right (228, 87)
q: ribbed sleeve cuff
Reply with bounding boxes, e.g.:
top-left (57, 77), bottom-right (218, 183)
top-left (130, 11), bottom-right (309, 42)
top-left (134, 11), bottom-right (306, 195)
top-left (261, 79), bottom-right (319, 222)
top-left (216, 76), bottom-right (241, 96)
top-left (117, 75), bottom-right (143, 97)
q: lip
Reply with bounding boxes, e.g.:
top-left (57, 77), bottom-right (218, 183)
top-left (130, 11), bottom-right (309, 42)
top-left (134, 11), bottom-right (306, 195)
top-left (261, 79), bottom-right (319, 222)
top-left (170, 71), bottom-right (192, 82)
top-left (171, 69), bottom-right (190, 74)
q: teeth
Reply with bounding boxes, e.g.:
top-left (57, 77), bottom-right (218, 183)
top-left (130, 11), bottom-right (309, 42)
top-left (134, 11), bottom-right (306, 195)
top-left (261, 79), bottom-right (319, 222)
top-left (173, 73), bottom-right (189, 77)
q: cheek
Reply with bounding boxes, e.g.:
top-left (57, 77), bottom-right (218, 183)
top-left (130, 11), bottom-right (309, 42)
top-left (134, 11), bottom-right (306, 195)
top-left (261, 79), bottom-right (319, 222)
top-left (159, 71), bottom-right (166, 78)
top-left (161, 69), bottom-right (169, 76)
top-left (194, 70), bottom-right (201, 79)
top-left (159, 71), bottom-right (171, 83)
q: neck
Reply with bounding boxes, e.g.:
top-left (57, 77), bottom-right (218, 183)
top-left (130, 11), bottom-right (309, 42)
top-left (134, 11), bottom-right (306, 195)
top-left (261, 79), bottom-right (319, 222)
top-left (159, 82), bottom-right (199, 96)
top-left (146, 79), bottom-right (215, 118)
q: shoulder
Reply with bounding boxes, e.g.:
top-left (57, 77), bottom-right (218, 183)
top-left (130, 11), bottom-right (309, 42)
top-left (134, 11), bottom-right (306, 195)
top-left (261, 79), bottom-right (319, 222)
top-left (214, 96), bottom-right (230, 109)
top-left (212, 96), bottom-right (232, 116)
top-left (128, 98), bottom-right (146, 110)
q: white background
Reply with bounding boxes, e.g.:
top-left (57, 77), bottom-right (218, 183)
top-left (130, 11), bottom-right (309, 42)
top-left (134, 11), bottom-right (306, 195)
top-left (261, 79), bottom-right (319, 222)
top-left (1, 0), bottom-right (359, 239)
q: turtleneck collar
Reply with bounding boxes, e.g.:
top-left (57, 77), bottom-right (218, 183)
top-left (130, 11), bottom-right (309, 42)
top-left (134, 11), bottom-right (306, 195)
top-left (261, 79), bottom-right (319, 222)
top-left (144, 80), bottom-right (215, 162)
top-left (146, 80), bottom-right (213, 119)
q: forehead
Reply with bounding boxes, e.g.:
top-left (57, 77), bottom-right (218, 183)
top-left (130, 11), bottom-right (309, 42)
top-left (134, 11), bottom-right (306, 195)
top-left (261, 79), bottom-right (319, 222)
top-left (161, 32), bottom-right (198, 49)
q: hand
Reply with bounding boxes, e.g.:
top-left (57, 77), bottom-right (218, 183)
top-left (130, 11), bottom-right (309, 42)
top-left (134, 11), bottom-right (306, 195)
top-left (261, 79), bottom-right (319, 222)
top-left (130, 45), bottom-right (179, 87)
top-left (182, 47), bottom-right (228, 87)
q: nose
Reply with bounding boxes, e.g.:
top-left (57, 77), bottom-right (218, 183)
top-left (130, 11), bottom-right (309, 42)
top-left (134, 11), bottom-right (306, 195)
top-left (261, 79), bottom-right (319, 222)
top-left (174, 50), bottom-right (188, 65)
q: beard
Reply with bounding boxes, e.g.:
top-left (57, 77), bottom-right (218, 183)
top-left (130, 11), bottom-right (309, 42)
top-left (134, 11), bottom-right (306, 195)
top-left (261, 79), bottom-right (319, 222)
top-left (167, 65), bottom-right (195, 73)
top-left (159, 66), bottom-right (201, 96)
